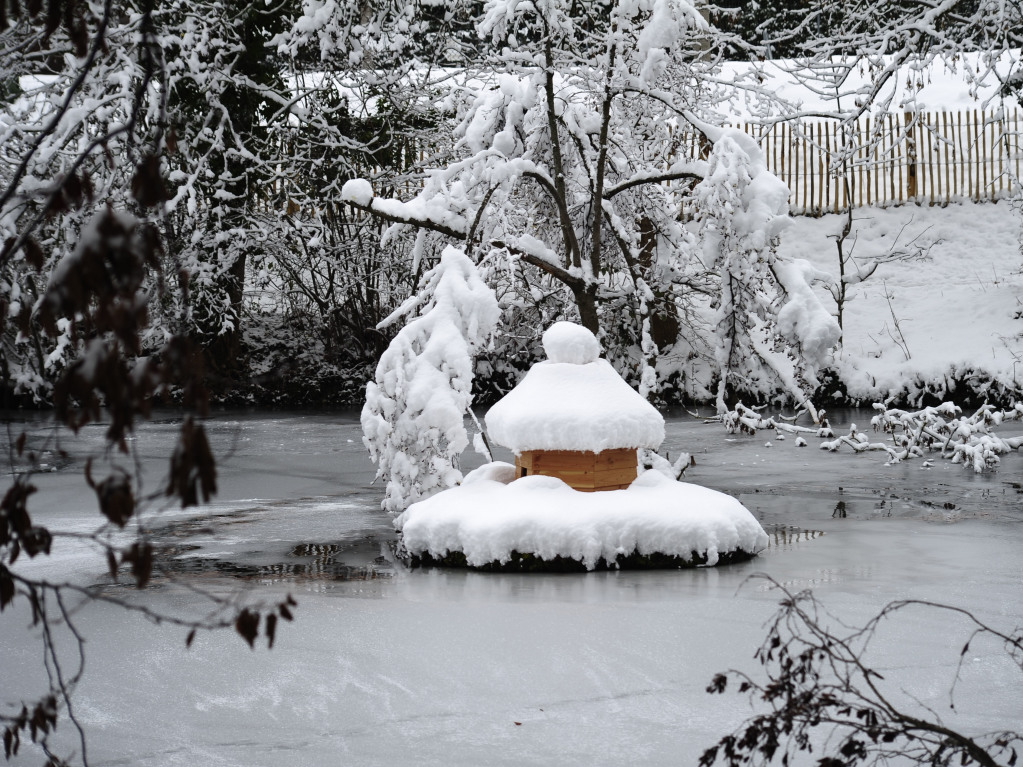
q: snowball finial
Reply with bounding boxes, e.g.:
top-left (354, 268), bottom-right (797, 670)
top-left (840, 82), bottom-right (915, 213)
top-left (542, 321), bottom-right (600, 364)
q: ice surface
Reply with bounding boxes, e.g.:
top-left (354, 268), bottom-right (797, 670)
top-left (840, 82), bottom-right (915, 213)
top-left (395, 462), bottom-right (769, 568)
top-left (2, 411), bottom-right (1021, 767)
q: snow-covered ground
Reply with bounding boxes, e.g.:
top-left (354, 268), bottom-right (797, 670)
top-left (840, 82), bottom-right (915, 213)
top-left (722, 51), bottom-right (1022, 116)
top-left (780, 200), bottom-right (1023, 403)
top-left (2, 411), bottom-right (1020, 766)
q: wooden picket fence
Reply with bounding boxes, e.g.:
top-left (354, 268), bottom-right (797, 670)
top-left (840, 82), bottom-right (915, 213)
top-left (729, 108), bottom-right (1023, 215)
top-left (332, 108), bottom-right (1021, 219)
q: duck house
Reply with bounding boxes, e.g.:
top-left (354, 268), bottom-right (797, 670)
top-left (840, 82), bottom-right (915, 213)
top-left (485, 322), bottom-right (665, 492)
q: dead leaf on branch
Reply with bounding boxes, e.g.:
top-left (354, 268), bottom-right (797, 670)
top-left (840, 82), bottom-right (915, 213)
top-left (85, 460), bottom-right (135, 528)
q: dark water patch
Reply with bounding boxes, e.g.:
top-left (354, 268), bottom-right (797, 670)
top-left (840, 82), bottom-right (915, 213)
top-left (407, 547), bottom-right (761, 573)
top-left (150, 537), bottom-right (395, 583)
top-left (141, 507), bottom-right (254, 539)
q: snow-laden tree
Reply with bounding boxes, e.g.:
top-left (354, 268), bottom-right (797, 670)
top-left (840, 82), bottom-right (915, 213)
top-left (692, 126), bottom-right (839, 417)
top-left (788, 0), bottom-right (1023, 115)
top-left (0, 0), bottom-right (308, 390)
top-left (361, 244), bottom-right (500, 513)
top-left (317, 0), bottom-right (840, 407)
top-left (339, 0), bottom-right (718, 334)
top-left (0, 0), bottom-right (416, 403)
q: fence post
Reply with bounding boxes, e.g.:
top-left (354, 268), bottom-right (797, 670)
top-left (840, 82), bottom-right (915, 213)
top-left (904, 112), bottom-right (918, 201)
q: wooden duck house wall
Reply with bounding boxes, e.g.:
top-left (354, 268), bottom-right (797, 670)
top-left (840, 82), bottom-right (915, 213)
top-left (514, 448), bottom-right (638, 492)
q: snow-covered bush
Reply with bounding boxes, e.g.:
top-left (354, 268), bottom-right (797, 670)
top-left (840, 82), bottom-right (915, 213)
top-left (693, 128), bottom-right (840, 420)
top-left (869, 401), bottom-right (1022, 472)
top-left (361, 246), bottom-right (500, 513)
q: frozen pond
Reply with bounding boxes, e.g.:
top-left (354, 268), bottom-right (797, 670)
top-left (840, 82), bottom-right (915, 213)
top-left (2, 409), bottom-right (1021, 766)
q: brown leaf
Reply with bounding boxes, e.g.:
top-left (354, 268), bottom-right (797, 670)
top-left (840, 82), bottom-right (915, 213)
top-left (131, 154), bottom-right (167, 208)
top-left (23, 237), bottom-right (44, 270)
top-left (167, 418), bottom-right (217, 507)
top-left (265, 613), bottom-right (277, 649)
top-left (94, 472), bottom-right (134, 527)
top-left (122, 542), bottom-right (153, 588)
top-left (235, 608), bottom-right (259, 649)
top-left (69, 16), bottom-right (86, 57)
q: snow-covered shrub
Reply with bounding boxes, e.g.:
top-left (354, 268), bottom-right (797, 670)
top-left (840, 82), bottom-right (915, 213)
top-left (812, 401), bottom-right (1023, 472)
top-left (361, 246), bottom-right (500, 513)
top-left (693, 128), bottom-right (840, 420)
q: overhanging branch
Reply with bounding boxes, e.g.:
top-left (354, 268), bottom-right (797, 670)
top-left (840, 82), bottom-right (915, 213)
top-left (344, 199), bottom-right (467, 241)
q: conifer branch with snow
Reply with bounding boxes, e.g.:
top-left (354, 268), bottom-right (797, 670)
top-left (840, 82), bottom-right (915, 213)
top-left (361, 246), bottom-right (500, 513)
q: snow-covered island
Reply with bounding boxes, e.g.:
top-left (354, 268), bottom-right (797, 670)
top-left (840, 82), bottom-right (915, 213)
top-left (395, 323), bottom-right (769, 572)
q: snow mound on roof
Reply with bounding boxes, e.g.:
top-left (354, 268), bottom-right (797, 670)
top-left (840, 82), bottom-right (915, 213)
top-left (486, 323), bottom-right (665, 453)
top-left (543, 321), bottom-right (600, 364)
top-left (395, 463), bottom-right (768, 569)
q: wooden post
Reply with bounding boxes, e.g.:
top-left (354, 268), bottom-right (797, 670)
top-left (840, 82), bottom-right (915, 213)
top-left (786, 123), bottom-right (795, 211)
top-left (840, 121), bottom-right (848, 211)
top-left (817, 122), bottom-right (825, 214)
top-left (962, 111), bottom-right (973, 200)
top-left (1010, 109), bottom-right (1018, 196)
top-left (997, 109), bottom-right (1005, 197)
top-left (859, 117), bottom-right (867, 208)
top-left (803, 126), bottom-right (811, 215)
top-left (942, 111), bottom-right (950, 204)
top-left (926, 113), bottom-right (935, 205)
top-left (892, 114), bottom-right (901, 203)
top-left (981, 110), bottom-right (989, 200)
top-left (904, 111), bottom-right (918, 201)
top-left (952, 111), bottom-right (959, 200)
top-left (769, 123), bottom-right (776, 189)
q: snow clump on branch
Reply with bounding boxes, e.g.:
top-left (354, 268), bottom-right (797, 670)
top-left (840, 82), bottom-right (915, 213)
top-left (361, 247), bottom-right (500, 513)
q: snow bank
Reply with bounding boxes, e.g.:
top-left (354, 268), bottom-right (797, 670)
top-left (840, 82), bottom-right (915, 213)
top-left (778, 201), bottom-right (1023, 405)
top-left (485, 323), bottom-right (665, 453)
top-left (395, 463), bottom-right (769, 569)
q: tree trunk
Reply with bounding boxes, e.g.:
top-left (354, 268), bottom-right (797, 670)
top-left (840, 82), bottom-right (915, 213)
top-left (572, 283), bottom-right (600, 335)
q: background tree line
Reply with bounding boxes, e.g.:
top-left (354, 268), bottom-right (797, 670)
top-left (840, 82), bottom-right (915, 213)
top-left (3, 0), bottom-right (1020, 414)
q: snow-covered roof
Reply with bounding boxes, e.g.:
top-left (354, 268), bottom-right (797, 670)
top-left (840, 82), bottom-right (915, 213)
top-left (485, 322), bottom-right (665, 453)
